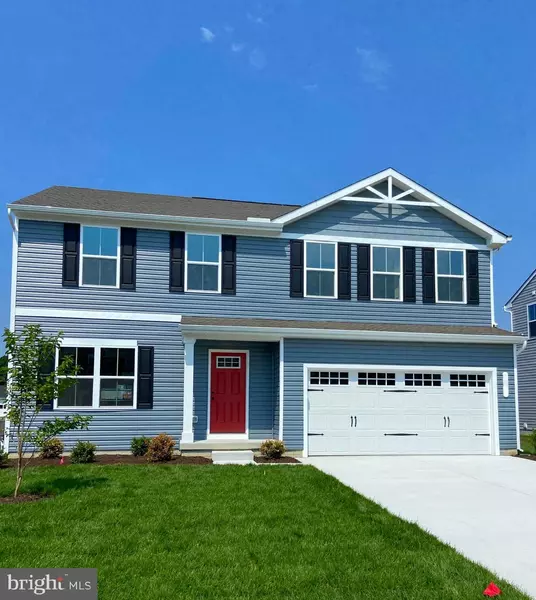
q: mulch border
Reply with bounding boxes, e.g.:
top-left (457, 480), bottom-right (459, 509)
top-left (1, 454), bottom-right (301, 468)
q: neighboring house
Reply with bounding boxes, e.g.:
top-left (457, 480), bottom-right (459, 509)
top-left (5, 168), bottom-right (525, 457)
top-left (505, 270), bottom-right (536, 431)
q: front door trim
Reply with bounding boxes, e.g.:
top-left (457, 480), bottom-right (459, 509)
top-left (207, 349), bottom-right (249, 439)
top-left (302, 363), bottom-right (499, 458)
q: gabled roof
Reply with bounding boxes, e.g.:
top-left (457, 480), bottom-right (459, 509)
top-left (10, 186), bottom-right (299, 221)
top-left (8, 168), bottom-right (510, 247)
top-left (273, 168), bottom-right (510, 247)
top-left (505, 269), bottom-right (536, 309)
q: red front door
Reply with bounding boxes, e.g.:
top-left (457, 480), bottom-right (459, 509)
top-left (210, 352), bottom-right (247, 434)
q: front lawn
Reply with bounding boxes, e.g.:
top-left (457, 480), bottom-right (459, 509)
top-left (0, 465), bottom-right (527, 599)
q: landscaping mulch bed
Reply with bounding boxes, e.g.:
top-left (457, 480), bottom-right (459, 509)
top-left (0, 493), bottom-right (49, 504)
top-left (518, 454), bottom-right (536, 462)
top-left (3, 455), bottom-right (212, 468)
top-left (254, 456), bottom-right (300, 464)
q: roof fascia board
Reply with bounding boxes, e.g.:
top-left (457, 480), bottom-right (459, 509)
top-left (8, 204), bottom-right (284, 236)
top-left (272, 168), bottom-right (392, 226)
top-left (273, 168), bottom-right (510, 247)
top-left (504, 268), bottom-right (536, 309)
top-left (181, 324), bottom-right (524, 345)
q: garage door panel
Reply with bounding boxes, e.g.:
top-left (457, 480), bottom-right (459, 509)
top-left (307, 367), bottom-right (493, 457)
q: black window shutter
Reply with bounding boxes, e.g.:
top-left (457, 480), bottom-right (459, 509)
top-left (357, 244), bottom-right (370, 301)
top-left (403, 247), bottom-right (416, 303)
top-left (39, 353), bottom-right (55, 411)
top-left (466, 250), bottom-right (480, 305)
top-left (120, 228), bottom-right (137, 290)
top-left (169, 232), bottom-right (185, 292)
top-left (62, 223), bottom-right (80, 287)
top-left (221, 235), bottom-right (237, 295)
top-left (137, 347), bottom-right (154, 409)
top-left (290, 240), bottom-right (304, 298)
top-left (422, 248), bottom-right (436, 303)
top-left (337, 243), bottom-right (351, 300)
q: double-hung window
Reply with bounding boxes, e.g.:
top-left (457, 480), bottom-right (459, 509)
top-left (81, 226), bottom-right (120, 287)
top-left (305, 241), bottom-right (336, 298)
top-left (56, 342), bottom-right (137, 409)
top-left (436, 249), bottom-right (465, 303)
top-left (372, 246), bottom-right (402, 301)
top-left (185, 233), bottom-right (221, 292)
top-left (528, 304), bottom-right (536, 338)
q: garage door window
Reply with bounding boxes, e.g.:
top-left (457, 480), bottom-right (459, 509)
top-left (309, 371), bottom-right (349, 386)
top-left (450, 374), bottom-right (486, 388)
top-left (358, 372), bottom-right (396, 386)
top-left (405, 373), bottom-right (442, 387)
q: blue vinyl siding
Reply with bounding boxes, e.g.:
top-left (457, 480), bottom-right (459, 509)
top-left (509, 273), bottom-right (536, 430)
top-left (12, 316), bottom-right (184, 452)
top-left (193, 340), bottom-right (278, 441)
top-left (283, 339), bottom-right (516, 451)
top-left (17, 220), bottom-right (492, 326)
top-left (287, 201), bottom-right (487, 245)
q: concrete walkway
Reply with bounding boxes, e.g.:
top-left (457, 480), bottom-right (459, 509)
top-left (303, 455), bottom-right (536, 598)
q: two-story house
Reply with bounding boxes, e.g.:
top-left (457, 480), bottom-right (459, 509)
top-left (505, 270), bottom-right (536, 431)
top-left (5, 168), bottom-right (524, 457)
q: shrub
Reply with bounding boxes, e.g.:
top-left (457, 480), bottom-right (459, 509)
top-left (39, 437), bottom-right (64, 459)
top-left (146, 434), bottom-right (175, 462)
top-left (0, 452), bottom-right (8, 468)
top-left (131, 436), bottom-right (151, 457)
top-left (259, 439), bottom-right (286, 459)
top-left (531, 429), bottom-right (536, 455)
top-left (70, 441), bottom-right (96, 464)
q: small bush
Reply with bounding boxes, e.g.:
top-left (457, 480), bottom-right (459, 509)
top-left (260, 439), bottom-right (286, 459)
top-left (131, 436), bottom-right (151, 457)
top-left (0, 452), bottom-right (8, 468)
top-left (39, 437), bottom-right (64, 459)
top-left (530, 429), bottom-right (536, 455)
top-left (70, 441), bottom-right (96, 464)
top-left (146, 433), bottom-right (175, 462)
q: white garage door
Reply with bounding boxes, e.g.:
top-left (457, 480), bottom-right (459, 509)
top-left (307, 368), bottom-right (493, 456)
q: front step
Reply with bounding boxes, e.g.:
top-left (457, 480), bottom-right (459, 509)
top-left (212, 450), bottom-right (255, 465)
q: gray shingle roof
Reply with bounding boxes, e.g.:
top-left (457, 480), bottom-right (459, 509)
top-left (181, 316), bottom-right (522, 338)
top-left (11, 186), bottom-right (299, 221)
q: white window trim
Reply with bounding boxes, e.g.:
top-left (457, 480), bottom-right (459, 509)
top-left (435, 248), bottom-right (466, 304)
top-left (185, 233), bottom-right (222, 294)
top-left (79, 225), bottom-right (121, 289)
top-left (371, 245), bottom-right (403, 302)
top-left (304, 241), bottom-right (338, 299)
top-left (55, 339), bottom-right (138, 411)
top-left (527, 303), bottom-right (536, 339)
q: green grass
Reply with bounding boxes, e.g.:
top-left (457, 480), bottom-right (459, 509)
top-left (0, 465), bottom-right (528, 599)
top-left (521, 432), bottom-right (535, 454)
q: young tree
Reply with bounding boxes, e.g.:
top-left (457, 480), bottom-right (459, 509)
top-left (4, 325), bottom-right (92, 497)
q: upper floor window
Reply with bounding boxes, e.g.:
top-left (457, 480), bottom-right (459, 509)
top-left (436, 249), bottom-right (465, 303)
top-left (56, 343), bottom-right (137, 409)
top-left (305, 242), bottom-right (336, 298)
top-left (81, 226), bottom-right (119, 287)
top-left (185, 233), bottom-right (221, 293)
top-left (528, 304), bottom-right (536, 338)
top-left (372, 246), bottom-right (401, 301)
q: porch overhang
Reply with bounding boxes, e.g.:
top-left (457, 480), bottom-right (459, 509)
top-left (181, 316), bottom-right (526, 345)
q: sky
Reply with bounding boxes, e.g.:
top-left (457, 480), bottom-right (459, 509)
top-left (0, 0), bottom-right (534, 342)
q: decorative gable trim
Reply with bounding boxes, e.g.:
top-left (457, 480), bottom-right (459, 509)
top-left (273, 168), bottom-right (510, 248)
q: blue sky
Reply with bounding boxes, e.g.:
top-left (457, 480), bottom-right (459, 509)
top-left (0, 0), bottom-right (534, 341)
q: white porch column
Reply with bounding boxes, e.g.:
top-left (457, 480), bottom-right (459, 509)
top-left (181, 337), bottom-right (195, 444)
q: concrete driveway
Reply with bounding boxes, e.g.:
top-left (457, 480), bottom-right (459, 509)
top-left (303, 456), bottom-right (536, 598)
